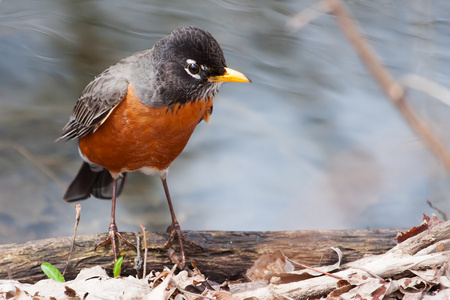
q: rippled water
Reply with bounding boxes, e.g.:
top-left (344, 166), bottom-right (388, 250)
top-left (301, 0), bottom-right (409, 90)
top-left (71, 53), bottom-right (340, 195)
top-left (1, 0), bottom-right (450, 243)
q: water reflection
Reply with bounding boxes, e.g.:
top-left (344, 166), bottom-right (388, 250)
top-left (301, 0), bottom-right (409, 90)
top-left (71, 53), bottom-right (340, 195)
top-left (1, 0), bottom-right (449, 244)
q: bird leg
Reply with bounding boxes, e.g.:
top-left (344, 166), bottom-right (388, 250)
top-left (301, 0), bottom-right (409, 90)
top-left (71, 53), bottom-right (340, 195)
top-left (95, 175), bottom-right (135, 261)
top-left (160, 176), bottom-right (202, 267)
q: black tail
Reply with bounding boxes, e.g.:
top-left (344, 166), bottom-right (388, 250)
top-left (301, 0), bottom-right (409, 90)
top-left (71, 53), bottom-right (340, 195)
top-left (63, 162), bottom-right (127, 202)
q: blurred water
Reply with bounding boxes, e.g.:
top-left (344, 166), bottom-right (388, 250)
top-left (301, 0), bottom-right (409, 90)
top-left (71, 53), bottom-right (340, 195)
top-left (1, 0), bottom-right (450, 244)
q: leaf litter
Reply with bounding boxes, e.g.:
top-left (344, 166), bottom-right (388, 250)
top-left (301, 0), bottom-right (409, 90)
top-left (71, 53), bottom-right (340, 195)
top-left (2, 214), bottom-right (450, 299)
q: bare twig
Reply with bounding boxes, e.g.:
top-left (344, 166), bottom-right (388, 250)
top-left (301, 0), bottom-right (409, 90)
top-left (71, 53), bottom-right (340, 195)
top-left (282, 253), bottom-right (343, 280)
top-left (323, 0), bottom-right (450, 171)
top-left (63, 204), bottom-right (81, 276)
top-left (427, 200), bottom-right (448, 221)
top-left (140, 224), bottom-right (148, 278)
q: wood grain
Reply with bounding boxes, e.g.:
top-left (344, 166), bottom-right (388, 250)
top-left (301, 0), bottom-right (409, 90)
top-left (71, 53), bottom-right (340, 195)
top-left (0, 229), bottom-right (398, 283)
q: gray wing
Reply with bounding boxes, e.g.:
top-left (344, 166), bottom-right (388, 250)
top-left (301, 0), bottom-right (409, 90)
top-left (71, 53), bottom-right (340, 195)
top-left (58, 66), bottom-right (129, 141)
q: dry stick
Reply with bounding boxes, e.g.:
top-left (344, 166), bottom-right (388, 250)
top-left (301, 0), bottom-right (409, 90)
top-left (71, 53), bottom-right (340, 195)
top-left (63, 204), bottom-right (81, 276)
top-left (140, 225), bottom-right (148, 278)
top-left (282, 254), bottom-right (344, 281)
top-left (324, 0), bottom-right (450, 172)
top-left (427, 200), bottom-right (448, 221)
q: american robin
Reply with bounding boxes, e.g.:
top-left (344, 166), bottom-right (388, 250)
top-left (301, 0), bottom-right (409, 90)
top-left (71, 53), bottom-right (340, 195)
top-left (58, 26), bottom-right (251, 264)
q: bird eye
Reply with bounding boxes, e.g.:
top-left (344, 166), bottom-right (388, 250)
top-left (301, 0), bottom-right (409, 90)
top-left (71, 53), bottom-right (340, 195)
top-left (188, 63), bottom-right (201, 75)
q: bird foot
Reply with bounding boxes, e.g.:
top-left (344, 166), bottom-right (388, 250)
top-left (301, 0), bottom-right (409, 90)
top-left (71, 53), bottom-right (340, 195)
top-left (95, 222), bottom-right (136, 261)
top-left (162, 221), bottom-right (202, 268)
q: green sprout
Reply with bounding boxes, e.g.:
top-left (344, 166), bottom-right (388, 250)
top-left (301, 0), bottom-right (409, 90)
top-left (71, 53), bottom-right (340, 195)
top-left (113, 256), bottom-right (124, 278)
top-left (41, 263), bottom-right (65, 282)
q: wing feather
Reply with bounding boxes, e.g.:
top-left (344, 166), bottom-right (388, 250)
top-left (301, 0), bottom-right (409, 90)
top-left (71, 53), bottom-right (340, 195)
top-left (58, 68), bottom-right (129, 141)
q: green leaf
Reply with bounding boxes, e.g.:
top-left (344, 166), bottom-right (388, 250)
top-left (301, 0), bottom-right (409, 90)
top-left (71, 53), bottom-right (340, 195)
top-left (41, 263), bottom-right (65, 282)
top-left (113, 256), bottom-right (123, 278)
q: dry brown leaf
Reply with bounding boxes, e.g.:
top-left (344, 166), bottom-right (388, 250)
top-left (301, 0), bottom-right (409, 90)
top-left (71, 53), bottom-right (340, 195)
top-left (246, 248), bottom-right (343, 285)
top-left (326, 282), bottom-right (353, 299)
top-left (207, 290), bottom-right (240, 300)
top-left (281, 247), bottom-right (343, 279)
top-left (245, 250), bottom-right (294, 281)
top-left (439, 263), bottom-right (450, 289)
top-left (397, 277), bottom-right (427, 294)
top-left (339, 278), bottom-right (391, 300)
top-left (397, 214), bottom-right (441, 243)
top-left (151, 266), bottom-right (173, 289)
top-left (2, 266), bottom-right (152, 299)
top-left (148, 271), bottom-right (175, 300)
top-left (345, 270), bottom-right (373, 286)
top-left (410, 266), bottom-right (441, 285)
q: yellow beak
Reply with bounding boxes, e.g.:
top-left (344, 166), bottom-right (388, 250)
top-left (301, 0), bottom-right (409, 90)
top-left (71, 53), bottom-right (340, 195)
top-left (208, 67), bottom-right (252, 83)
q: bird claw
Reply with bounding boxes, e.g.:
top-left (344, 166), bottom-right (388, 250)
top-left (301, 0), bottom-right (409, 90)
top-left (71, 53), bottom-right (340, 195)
top-left (162, 222), bottom-right (202, 268)
top-left (95, 222), bottom-right (136, 262)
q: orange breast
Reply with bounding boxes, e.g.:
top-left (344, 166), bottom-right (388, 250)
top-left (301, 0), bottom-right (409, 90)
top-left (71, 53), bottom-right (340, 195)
top-left (79, 84), bottom-right (213, 174)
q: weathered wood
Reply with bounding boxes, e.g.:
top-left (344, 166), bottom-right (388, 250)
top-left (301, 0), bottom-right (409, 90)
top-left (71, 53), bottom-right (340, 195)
top-left (236, 220), bottom-right (450, 300)
top-left (0, 229), bottom-right (398, 283)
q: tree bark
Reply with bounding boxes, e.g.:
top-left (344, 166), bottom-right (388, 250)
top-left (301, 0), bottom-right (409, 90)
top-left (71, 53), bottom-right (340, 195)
top-left (236, 220), bottom-right (450, 299)
top-left (0, 229), bottom-right (399, 283)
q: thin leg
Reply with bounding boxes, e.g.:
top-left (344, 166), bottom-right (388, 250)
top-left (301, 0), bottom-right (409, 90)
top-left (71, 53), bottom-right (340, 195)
top-left (95, 175), bottom-right (135, 261)
top-left (160, 175), bottom-right (202, 267)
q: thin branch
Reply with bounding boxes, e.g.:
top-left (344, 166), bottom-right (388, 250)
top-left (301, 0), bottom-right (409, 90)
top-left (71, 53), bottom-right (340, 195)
top-left (63, 204), bottom-right (81, 276)
top-left (282, 253), bottom-right (343, 280)
top-left (427, 200), bottom-right (448, 221)
top-left (140, 225), bottom-right (148, 278)
top-left (323, 0), bottom-right (450, 172)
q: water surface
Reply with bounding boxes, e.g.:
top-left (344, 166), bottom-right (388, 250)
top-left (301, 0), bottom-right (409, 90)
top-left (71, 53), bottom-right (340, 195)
top-left (1, 0), bottom-right (449, 243)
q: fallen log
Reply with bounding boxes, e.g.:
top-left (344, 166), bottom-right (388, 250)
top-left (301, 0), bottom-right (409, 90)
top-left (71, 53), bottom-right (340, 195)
top-left (235, 219), bottom-right (450, 300)
top-left (0, 229), bottom-right (398, 284)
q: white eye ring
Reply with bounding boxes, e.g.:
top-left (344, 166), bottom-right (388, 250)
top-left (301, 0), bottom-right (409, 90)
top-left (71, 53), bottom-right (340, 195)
top-left (185, 59), bottom-right (202, 79)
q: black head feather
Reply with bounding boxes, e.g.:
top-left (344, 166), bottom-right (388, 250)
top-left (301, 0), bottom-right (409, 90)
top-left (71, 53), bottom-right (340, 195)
top-left (151, 26), bottom-right (227, 106)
